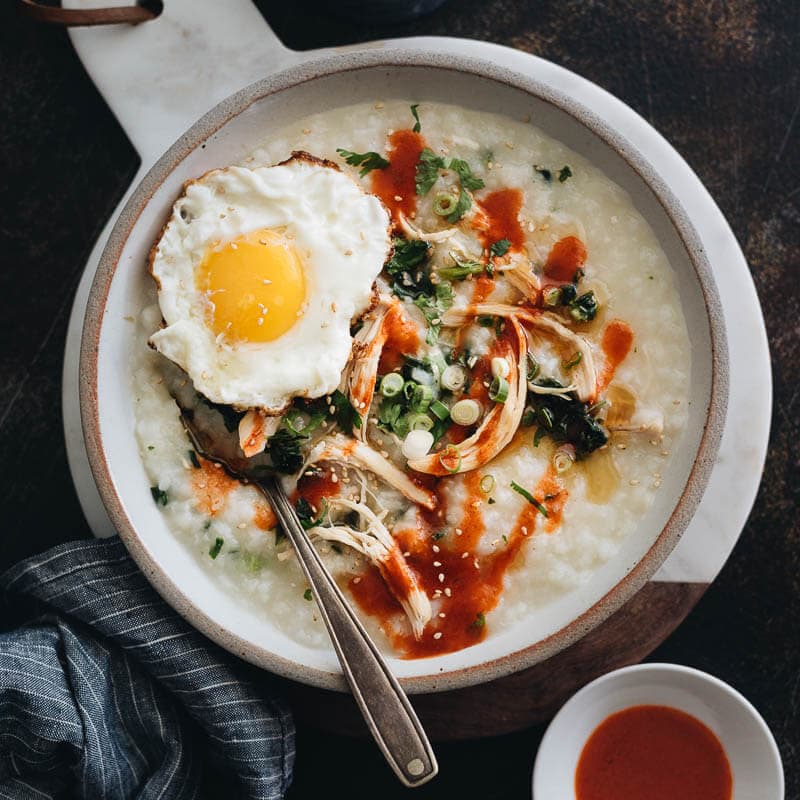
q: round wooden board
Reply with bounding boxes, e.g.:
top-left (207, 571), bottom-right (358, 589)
top-left (282, 581), bottom-right (708, 740)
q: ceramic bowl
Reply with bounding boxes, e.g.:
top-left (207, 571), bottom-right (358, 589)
top-left (533, 663), bottom-right (784, 799)
top-left (80, 49), bottom-right (728, 692)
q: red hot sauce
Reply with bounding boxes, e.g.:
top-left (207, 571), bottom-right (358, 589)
top-left (370, 129), bottom-right (425, 226)
top-left (575, 705), bottom-right (733, 800)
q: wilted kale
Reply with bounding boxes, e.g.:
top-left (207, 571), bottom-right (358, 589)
top-left (523, 392), bottom-right (608, 459)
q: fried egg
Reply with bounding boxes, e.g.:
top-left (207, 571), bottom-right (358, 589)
top-left (149, 153), bottom-right (391, 411)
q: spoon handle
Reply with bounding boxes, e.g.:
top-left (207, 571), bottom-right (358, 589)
top-left (261, 478), bottom-right (438, 788)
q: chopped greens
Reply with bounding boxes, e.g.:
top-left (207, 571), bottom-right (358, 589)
top-left (410, 103), bottom-right (421, 133)
top-left (150, 486), bottom-right (168, 507)
top-left (445, 186), bottom-right (473, 223)
top-left (524, 392), bottom-right (608, 458)
top-left (414, 281), bottom-right (454, 345)
top-left (188, 449), bottom-right (201, 469)
top-left (448, 158), bottom-right (485, 191)
top-left (535, 166), bottom-right (552, 182)
top-left (296, 497), bottom-right (328, 530)
top-left (534, 165), bottom-right (572, 183)
top-left (303, 589), bottom-right (313, 601)
top-left (437, 254), bottom-right (484, 281)
top-left (335, 148), bottom-right (389, 177)
top-left (510, 481), bottom-right (549, 517)
top-left (432, 530), bottom-right (447, 540)
top-left (471, 611), bottom-right (487, 629)
top-left (208, 537), bottom-right (224, 559)
top-left (568, 291), bottom-right (598, 322)
top-left (558, 165), bottom-right (573, 183)
top-left (266, 428), bottom-right (304, 474)
top-left (415, 148), bottom-right (446, 195)
top-left (489, 238), bottom-right (511, 259)
top-left (563, 351), bottom-right (583, 370)
top-left (328, 389), bottom-right (362, 435)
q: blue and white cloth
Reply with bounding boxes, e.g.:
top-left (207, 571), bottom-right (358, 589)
top-left (0, 538), bottom-right (295, 799)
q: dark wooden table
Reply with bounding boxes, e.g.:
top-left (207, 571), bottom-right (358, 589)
top-left (1, 2), bottom-right (797, 797)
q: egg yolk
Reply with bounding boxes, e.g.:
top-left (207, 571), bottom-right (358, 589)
top-left (197, 228), bottom-right (306, 343)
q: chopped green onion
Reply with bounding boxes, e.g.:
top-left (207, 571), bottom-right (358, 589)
top-left (410, 383), bottom-right (433, 412)
top-left (441, 364), bottom-right (467, 391)
top-left (407, 413), bottom-right (434, 432)
top-left (430, 400), bottom-right (450, 420)
top-left (208, 537), bottom-right (224, 559)
top-left (560, 283), bottom-right (577, 304)
top-left (543, 286), bottom-right (562, 307)
top-left (563, 351), bottom-right (583, 370)
top-left (433, 192), bottom-right (458, 216)
top-left (471, 611), bottom-right (486, 629)
top-left (526, 353), bottom-right (540, 381)
top-left (439, 444), bottom-right (462, 474)
top-left (479, 474), bottom-right (495, 494)
top-left (510, 481), bottom-right (549, 517)
top-left (410, 103), bottom-right (421, 133)
top-left (539, 407), bottom-right (555, 429)
top-left (451, 399), bottom-right (481, 426)
top-left (403, 380), bottom-right (418, 400)
top-left (303, 588), bottom-right (313, 601)
top-left (558, 165), bottom-right (573, 183)
top-left (553, 447), bottom-right (575, 474)
top-left (380, 372), bottom-right (404, 397)
top-left (489, 375), bottom-right (509, 403)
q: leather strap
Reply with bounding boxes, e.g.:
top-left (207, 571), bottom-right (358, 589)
top-left (18, 0), bottom-right (162, 27)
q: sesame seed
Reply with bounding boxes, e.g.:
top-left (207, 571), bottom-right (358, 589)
top-left (438, 612), bottom-right (446, 618)
top-left (521, 526), bottom-right (528, 536)
top-left (438, 573), bottom-right (445, 583)
top-left (474, 558), bottom-right (480, 569)
top-left (455, 528), bottom-right (463, 536)
top-left (650, 439), bottom-right (658, 446)
top-left (433, 561), bottom-right (442, 567)
top-left (629, 479), bottom-right (640, 486)
top-left (344, 249), bottom-right (353, 256)
top-left (487, 161), bottom-right (494, 169)
top-left (673, 399), bottom-right (681, 405)
top-left (461, 552), bottom-right (469, 559)
top-left (432, 544), bottom-right (440, 553)
top-left (353, 577), bottom-right (361, 584)
top-left (302, 128), bottom-right (311, 134)
top-left (444, 587), bottom-right (452, 597)
top-left (654, 479), bottom-right (662, 488)
top-left (257, 318), bottom-right (264, 326)
top-left (230, 242), bottom-right (237, 250)
top-left (331, 474), bottom-right (339, 484)
top-left (661, 450), bottom-right (670, 456)
top-left (380, 450), bottom-right (389, 458)
top-left (238, 522), bottom-right (247, 529)
top-left (434, 589), bottom-right (443, 597)
top-left (374, 101), bottom-right (385, 109)
top-left (617, 443), bottom-right (627, 450)
top-left (394, 195), bottom-right (403, 202)
top-left (433, 632), bottom-right (442, 640)
top-left (403, 552), bottom-right (411, 557)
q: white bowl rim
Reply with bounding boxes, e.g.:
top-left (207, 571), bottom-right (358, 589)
top-left (79, 48), bottom-right (728, 693)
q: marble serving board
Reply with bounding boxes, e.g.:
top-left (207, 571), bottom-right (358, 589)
top-left (59, 0), bottom-right (771, 736)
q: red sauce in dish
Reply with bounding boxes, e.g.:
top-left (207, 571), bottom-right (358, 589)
top-left (295, 470), bottom-right (340, 515)
top-left (596, 318), bottom-right (635, 396)
top-left (378, 303), bottom-right (421, 373)
top-left (370, 129), bottom-right (425, 225)
top-left (575, 705), bottom-right (733, 800)
top-left (544, 236), bottom-right (587, 283)
top-left (474, 188), bottom-right (526, 252)
top-left (348, 456), bottom-right (567, 657)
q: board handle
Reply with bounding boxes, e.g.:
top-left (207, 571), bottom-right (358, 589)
top-left (59, 0), bottom-right (302, 166)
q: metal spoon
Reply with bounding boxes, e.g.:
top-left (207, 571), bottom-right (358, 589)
top-left (178, 408), bottom-right (438, 788)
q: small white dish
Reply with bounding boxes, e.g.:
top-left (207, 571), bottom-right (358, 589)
top-left (532, 663), bottom-right (784, 800)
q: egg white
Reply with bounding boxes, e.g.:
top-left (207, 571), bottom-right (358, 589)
top-left (149, 154), bottom-right (391, 410)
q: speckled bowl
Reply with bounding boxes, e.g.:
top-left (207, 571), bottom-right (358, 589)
top-left (80, 50), bottom-right (728, 693)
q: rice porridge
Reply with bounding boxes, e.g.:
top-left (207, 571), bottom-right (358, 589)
top-left (133, 101), bottom-right (690, 657)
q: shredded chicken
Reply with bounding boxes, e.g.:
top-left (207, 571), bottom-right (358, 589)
top-left (308, 497), bottom-right (431, 639)
top-left (397, 212), bottom-right (459, 243)
top-left (238, 410), bottom-right (280, 458)
top-left (407, 316), bottom-right (528, 476)
top-left (342, 296), bottom-right (393, 440)
top-left (502, 254), bottom-right (541, 302)
top-left (443, 304), bottom-right (598, 403)
top-left (304, 433), bottom-right (437, 510)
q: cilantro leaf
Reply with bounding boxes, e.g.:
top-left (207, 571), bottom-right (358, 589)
top-left (296, 497), bottom-right (328, 530)
top-left (490, 238), bottom-right (511, 258)
top-left (410, 103), bottom-right (421, 133)
top-left (445, 186), bottom-right (472, 223)
top-left (415, 148), bottom-right (446, 195)
top-left (448, 158), bottom-right (485, 191)
top-left (266, 428), bottom-right (304, 474)
top-left (414, 281), bottom-right (454, 344)
top-left (208, 537), bottom-right (224, 559)
top-left (336, 148), bottom-right (389, 177)
top-left (385, 237), bottom-right (430, 277)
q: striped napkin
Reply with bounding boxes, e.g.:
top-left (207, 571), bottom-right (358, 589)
top-left (0, 538), bottom-right (295, 799)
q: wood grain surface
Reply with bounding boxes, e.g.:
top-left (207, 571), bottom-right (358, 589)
top-left (1, 1), bottom-right (797, 798)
